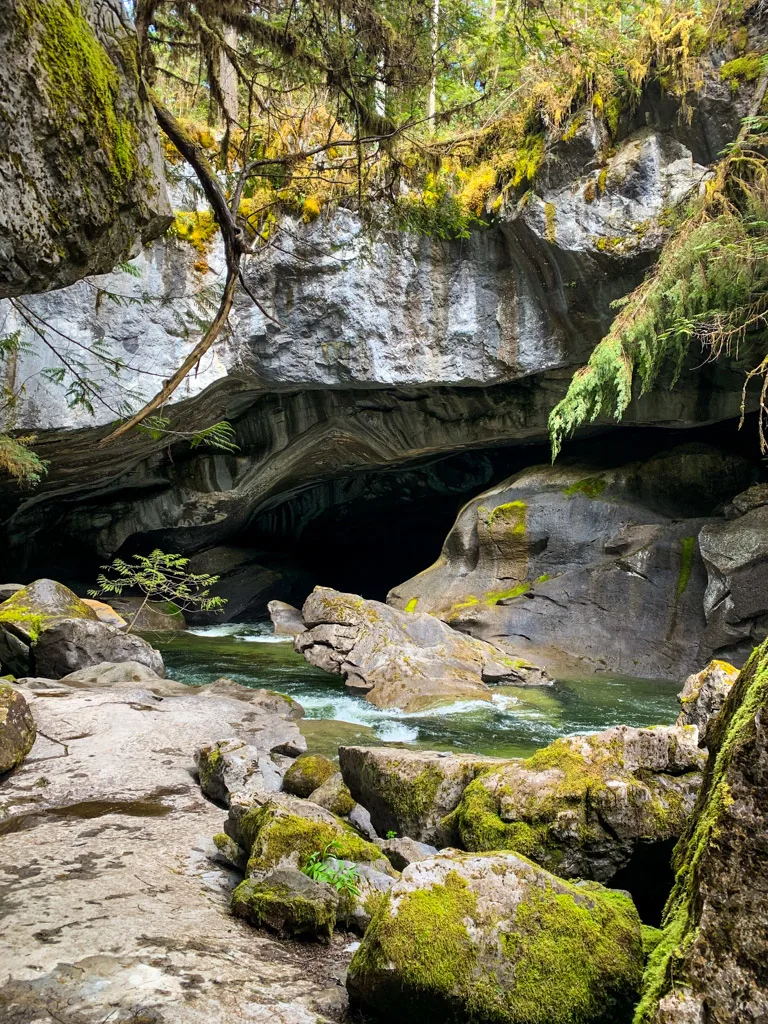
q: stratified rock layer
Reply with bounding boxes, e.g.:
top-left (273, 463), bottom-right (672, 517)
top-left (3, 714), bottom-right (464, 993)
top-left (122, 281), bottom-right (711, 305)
top-left (0, 0), bottom-right (170, 297)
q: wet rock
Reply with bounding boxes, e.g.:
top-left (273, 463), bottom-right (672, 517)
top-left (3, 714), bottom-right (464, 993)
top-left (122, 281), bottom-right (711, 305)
top-left (0, 683), bottom-right (36, 773)
top-left (296, 587), bottom-right (550, 712)
top-left (339, 746), bottom-right (509, 844)
top-left (0, 0), bottom-right (170, 299)
top-left (32, 618), bottom-right (165, 679)
top-left (108, 596), bottom-right (187, 631)
top-left (636, 639), bottom-right (768, 1024)
top-left (283, 753), bottom-right (338, 798)
top-left (375, 837), bottom-right (439, 871)
top-left (389, 445), bottom-right (755, 679)
top-left (0, 579), bottom-right (98, 674)
top-left (676, 659), bottom-right (739, 742)
top-left (448, 725), bottom-right (706, 883)
top-left (347, 850), bottom-right (644, 1024)
top-left (196, 738), bottom-right (285, 806)
top-left (309, 772), bottom-right (356, 816)
top-left (82, 598), bottom-right (128, 629)
top-left (269, 599), bottom-right (307, 636)
top-left (231, 868), bottom-right (339, 941)
top-left (700, 498), bottom-right (768, 664)
top-left (0, 683), bottom-right (347, 1022)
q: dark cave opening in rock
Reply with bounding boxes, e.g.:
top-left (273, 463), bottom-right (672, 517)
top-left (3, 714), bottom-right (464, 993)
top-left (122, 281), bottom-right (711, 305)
top-left (608, 839), bottom-right (677, 926)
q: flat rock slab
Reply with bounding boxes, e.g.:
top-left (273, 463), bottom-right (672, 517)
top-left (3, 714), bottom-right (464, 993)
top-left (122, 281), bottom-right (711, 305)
top-left (0, 685), bottom-right (346, 1023)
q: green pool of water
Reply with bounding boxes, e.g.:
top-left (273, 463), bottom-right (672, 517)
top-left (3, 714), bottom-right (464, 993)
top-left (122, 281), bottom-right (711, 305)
top-left (153, 624), bottom-right (683, 760)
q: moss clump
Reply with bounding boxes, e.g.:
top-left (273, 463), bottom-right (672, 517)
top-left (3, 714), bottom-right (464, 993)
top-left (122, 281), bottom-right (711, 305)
top-left (231, 877), bottom-right (336, 940)
top-left (244, 801), bottom-right (382, 875)
top-left (197, 746), bottom-right (222, 793)
top-left (634, 640), bottom-right (768, 1022)
top-left (719, 52), bottom-right (764, 90)
top-left (0, 582), bottom-right (95, 642)
top-left (485, 583), bottom-right (530, 606)
top-left (20, 0), bottom-right (139, 186)
top-left (283, 754), bottom-right (337, 798)
top-left (676, 536), bottom-right (696, 599)
top-left (170, 210), bottom-right (219, 271)
top-left (444, 780), bottom-right (549, 856)
top-left (487, 499), bottom-right (527, 533)
top-left (544, 202), bottom-right (557, 243)
top-left (510, 135), bottom-right (546, 188)
top-left (640, 924), bottom-right (663, 962)
top-left (563, 475), bottom-right (606, 499)
top-left (350, 862), bottom-right (642, 1024)
top-left (404, 597), bottom-right (419, 613)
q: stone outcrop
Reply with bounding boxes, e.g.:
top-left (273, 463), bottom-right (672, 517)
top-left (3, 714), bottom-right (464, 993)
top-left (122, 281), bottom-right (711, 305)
top-left (0, 677), bottom-right (350, 1022)
top-left (0, 0), bottom-right (170, 298)
top-left (0, 683), bottom-right (36, 773)
top-left (295, 587), bottom-right (551, 712)
top-left (32, 617), bottom-right (165, 678)
top-left (347, 851), bottom-right (644, 1024)
top-left (636, 639), bottom-right (768, 1024)
top-left (0, 578), bottom-right (99, 674)
top-left (699, 484), bottom-right (768, 664)
top-left (676, 659), bottom-right (739, 742)
top-left (339, 746), bottom-right (510, 844)
top-left (389, 445), bottom-right (755, 678)
top-left (448, 725), bottom-right (705, 885)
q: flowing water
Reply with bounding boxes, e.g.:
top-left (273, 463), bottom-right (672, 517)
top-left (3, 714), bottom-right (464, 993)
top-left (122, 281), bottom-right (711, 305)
top-left (154, 623), bottom-right (683, 760)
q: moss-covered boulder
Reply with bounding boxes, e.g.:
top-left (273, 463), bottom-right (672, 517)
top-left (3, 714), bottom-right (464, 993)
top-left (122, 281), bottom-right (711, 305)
top-left (447, 725), bottom-right (706, 882)
top-left (339, 746), bottom-right (510, 844)
top-left (347, 851), bottom-right (643, 1024)
top-left (308, 772), bottom-right (356, 816)
top-left (227, 793), bottom-right (385, 879)
top-left (283, 753), bottom-right (337, 798)
top-left (635, 639), bottom-right (768, 1024)
top-left (231, 868), bottom-right (339, 941)
top-left (0, 579), bottom-right (99, 675)
top-left (0, 684), bottom-right (36, 773)
top-left (676, 658), bottom-right (738, 743)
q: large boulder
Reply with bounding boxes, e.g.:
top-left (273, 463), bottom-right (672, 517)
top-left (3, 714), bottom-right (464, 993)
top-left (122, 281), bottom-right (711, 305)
top-left (339, 746), bottom-right (510, 844)
top-left (388, 445), bottom-right (755, 679)
top-left (636, 639), bottom-right (768, 1024)
top-left (347, 851), bottom-right (644, 1024)
top-left (699, 486), bottom-right (768, 664)
top-left (676, 658), bottom-right (739, 742)
top-left (0, 579), bottom-right (99, 674)
top-left (448, 725), bottom-right (706, 885)
top-left (295, 587), bottom-right (550, 712)
top-left (0, 0), bottom-right (170, 298)
top-left (0, 683), bottom-right (36, 773)
top-left (231, 867), bottom-right (339, 942)
top-left (32, 618), bottom-right (165, 679)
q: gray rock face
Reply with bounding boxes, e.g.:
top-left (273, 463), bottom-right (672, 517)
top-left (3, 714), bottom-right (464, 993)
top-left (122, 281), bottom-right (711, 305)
top-left (0, 682), bottom-right (348, 1022)
top-left (0, 0), bottom-right (170, 298)
top-left (347, 850), bottom-right (644, 1024)
top-left (389, 445), bottom-right (755, 678)
top-left (699, 490), bottom-right (768, 663)
top-left (32, 618), bottom-right (165, 679)
top-left (339, 746), bottom-right (510, 844)
top-left (638, 640), bottom-right (768, 1024)
top-left (375, 837), bottom-right (439, 871)
top-left (0, 683), bottom-right (36, 773)
top-left (295, 587), bottom-right (550, 712)
top-left (676, 659), bottom-right (739, 743)
top-left (449, 724), bottom-right (706, 885)
top-left (269, 599), bottom-right (307, 637)
top-left (196, 737), bottom-right (290, 806)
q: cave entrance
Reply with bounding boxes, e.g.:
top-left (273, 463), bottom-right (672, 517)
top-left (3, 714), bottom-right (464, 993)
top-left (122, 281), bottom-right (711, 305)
top-left (608, 839), bottom-right (677, 926)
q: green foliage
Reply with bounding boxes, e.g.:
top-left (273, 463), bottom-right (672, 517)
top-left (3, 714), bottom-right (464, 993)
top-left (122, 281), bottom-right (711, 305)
top-left (88, 548), bottom-right (226, 628)
top-left (137, 415), bottom-right (239, 454)
top-left (385, 830), bottom-right (398, 839)
top-left (302, 840), bottom-right (361, 896)
top-left (550, 115), bottom-right (768, 459)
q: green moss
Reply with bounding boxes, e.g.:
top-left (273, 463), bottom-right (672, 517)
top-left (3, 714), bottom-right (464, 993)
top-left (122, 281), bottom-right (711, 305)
top-left (231, 877), bottom-right (336, 939)
top-left (487, 499), bottom-right (527, 533)
top-left (350, 871), bottom-right (479, 995)
top-left (0, 605), bottom-right (46, 642)
top-left (544, 202), bottom-right (557, 244)
top-left (360, 760), bottom-right (445, 836)
top-left (245, 802), bottom-right (382, 875)
top-left (198, 746), bottom-right (221, 792)
top-left (20, 0), bottom-right (139, 186)
top-left (485, 582), bottom-right (530, 606)
top-left (511, 135), bottom-right (546, 188)
top-left (597, 168), bottom-right (609, 195)
top-left (720, 52), bottom-right (764, 89)
top-left (634, 640), bottom-right (768, 1022)
top-left (404, 598), bottom-right (419, 613)
top-left (641, 925), bottom-right (663, 962)
top-left (676, 536), bottom-right (696, 599)
top-left (283, 754), bottom-right (337, 798)
top-left (563, 475), bottom-right (606, 499)
top-left (446, 781), bottom-right (551, 856)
